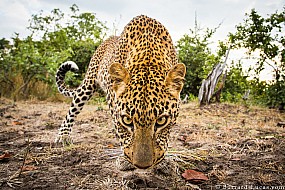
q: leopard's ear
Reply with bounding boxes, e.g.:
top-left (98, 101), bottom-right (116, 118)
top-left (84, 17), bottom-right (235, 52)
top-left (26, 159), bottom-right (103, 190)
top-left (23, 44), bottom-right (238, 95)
top-left (165, 63), bottom-right (186, 99)
top-left (109, 63), bottom-right (130, 97)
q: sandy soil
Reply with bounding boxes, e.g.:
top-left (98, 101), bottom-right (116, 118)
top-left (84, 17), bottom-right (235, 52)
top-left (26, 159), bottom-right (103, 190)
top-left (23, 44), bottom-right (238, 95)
top-left (0, 98), bottom-right (285, 189)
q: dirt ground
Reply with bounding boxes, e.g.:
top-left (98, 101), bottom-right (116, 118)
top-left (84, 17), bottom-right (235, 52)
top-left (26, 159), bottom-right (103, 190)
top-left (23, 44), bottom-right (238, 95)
top-left (0, 98), bottom-right (285, 190)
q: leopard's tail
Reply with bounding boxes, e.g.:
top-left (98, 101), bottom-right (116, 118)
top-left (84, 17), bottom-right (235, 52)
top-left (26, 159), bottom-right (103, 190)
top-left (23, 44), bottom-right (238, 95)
top-left (56, 61), bottom-right (79, 97)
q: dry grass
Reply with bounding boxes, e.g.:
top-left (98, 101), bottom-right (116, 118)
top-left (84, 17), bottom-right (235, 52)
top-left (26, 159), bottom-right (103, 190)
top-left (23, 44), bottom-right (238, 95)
top-left (0, 99), bottom-right (284, 189)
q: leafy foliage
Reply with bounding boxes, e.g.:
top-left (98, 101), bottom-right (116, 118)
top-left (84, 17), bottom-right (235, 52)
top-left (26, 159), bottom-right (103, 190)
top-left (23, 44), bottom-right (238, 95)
top-left (176, 22), bottom-right (251, 103)
top-left (222, 61), bottom-right (249, 102)
top-left (0, 4), bottom-right (107, 100)
top-left (229, 7), bottom-right (285, 107)
top-left (176, 23), bottom-right (221, 97)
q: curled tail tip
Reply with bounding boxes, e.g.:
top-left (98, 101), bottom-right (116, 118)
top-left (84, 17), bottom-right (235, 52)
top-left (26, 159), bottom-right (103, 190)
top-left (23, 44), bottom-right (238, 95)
top-left (62, 61), bottom-right (79, 71)
top-left (56, 61), bottom-right (79, 98)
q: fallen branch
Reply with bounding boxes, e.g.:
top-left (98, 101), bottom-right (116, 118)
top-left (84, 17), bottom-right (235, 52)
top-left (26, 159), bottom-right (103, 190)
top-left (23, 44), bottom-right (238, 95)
top-left (198, 46), bottom-right (230, 106)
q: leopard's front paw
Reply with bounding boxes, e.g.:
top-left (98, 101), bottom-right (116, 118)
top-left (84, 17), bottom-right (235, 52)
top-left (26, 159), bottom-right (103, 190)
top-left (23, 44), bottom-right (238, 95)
top-left (55, 134), bottom-right (73, 146)
top-left (116, 156), bottom-right (136, 171)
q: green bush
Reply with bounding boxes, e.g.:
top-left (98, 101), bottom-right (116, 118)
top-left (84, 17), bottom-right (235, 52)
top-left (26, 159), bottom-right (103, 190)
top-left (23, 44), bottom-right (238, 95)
top-left (0, 4), bottom-right (107, 100)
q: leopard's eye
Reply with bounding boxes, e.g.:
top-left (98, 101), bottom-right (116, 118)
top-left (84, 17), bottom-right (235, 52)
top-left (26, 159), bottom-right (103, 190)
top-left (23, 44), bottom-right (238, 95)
top-left (156, 115), bottom-right (169, 128)
top-left (121, 115), bottom-right (133, 127)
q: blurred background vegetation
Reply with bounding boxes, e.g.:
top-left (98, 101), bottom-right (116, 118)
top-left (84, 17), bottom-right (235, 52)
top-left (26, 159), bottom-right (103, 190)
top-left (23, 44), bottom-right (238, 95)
top-left (0, 4), bottom-right (284, 109)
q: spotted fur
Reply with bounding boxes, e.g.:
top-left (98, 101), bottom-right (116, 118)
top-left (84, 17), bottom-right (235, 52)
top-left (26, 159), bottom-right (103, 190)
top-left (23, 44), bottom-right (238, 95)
top-left (56, 15), bottom-right (186, 169)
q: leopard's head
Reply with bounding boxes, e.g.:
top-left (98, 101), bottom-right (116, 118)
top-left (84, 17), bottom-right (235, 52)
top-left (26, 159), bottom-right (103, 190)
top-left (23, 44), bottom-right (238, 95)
top-left (109, 62), bottom-right (185, 169)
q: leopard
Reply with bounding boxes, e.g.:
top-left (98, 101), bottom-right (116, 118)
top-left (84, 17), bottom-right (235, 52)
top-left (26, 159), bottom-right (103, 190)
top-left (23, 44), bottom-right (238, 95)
top-left (55, 15), bottom-right (186, 170)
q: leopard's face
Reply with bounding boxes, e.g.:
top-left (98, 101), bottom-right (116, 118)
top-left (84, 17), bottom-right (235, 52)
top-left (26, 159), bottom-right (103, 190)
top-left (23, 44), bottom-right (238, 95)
top-left (109, 63), bottom-right (185, 169)
top-left (113, 82), bottom-right (179, 168)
